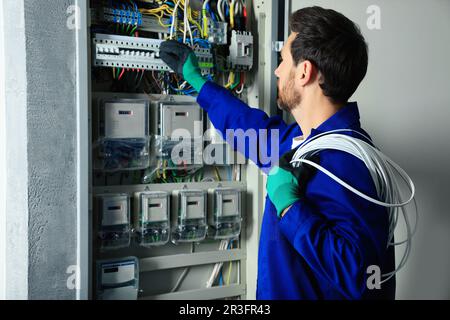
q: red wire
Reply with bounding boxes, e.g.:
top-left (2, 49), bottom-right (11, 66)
top-left (243, 6), bottom-right (248, 26)
top-left (118, 68), bottom-right (126, 80)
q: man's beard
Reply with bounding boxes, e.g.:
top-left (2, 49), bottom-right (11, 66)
top-left (277, 73), bottom-right (301, 112)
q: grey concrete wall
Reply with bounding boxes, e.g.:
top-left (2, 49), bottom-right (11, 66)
top-left (291, 0), bottom-right (450, 299)
top-left (24, 0), bottom-right (78, 299)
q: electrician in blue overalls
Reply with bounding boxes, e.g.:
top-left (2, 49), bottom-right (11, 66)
top-left (160, 6), bottom-right (395, 299)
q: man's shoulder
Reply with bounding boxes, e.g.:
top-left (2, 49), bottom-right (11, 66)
top-left (312, 147), bottom-right (376, 196)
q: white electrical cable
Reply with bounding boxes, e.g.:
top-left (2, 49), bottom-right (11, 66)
top-left (171, 242), bottom-right (195, 292)
top-left (217, 0), bottom-right (225, 21)
top-left (234, 0), bottom-right (240, 17)
top-left (170, 0), bottom-right (183, 39)
top-left (288, 129), bottom-right (417, 283)
top-left (187, 0), bottom-right (194, 46)
top-left (206, 240), bottom-right (229, 287)
top-left (183, 0), bottom-right (187, 44)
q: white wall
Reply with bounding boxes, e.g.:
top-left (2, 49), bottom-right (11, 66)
top-left (291, 0), bottom-right (450, 299)
top-left (0, 0), bottom-right (6, 300)
top-left (0, 0), bottom-right (29, 300)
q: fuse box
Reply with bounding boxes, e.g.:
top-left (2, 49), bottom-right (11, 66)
top-left (96, 194), bottom-right (131, 250)
top-left (172, 189), bottom-right (208, 243)
top-left (96, 257), bottom-right (139, 300)
top-left (86, 0), bottom-right (263, 300)
top-left (133, 191), bottom-right (170, 247)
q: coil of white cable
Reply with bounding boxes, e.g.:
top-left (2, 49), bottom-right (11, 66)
top-left (289, 129), bottom-right (418, 283)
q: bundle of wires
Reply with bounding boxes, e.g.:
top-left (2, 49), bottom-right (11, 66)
top-left (206, 239), bottom-right (230, 288)
top-left (139, 0), bottom-right (203, 44)
top-left (289, 129), bottom-right (418, 283)
top-left (216, 0), bottom-right (246, 29)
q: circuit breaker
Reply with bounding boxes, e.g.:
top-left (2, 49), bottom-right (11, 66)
top-left (96, 257), bottom-right (139, 300)
top-left (96, 194), bottom-right (131, 250)
top-left (208, 188), bottom-right (242, 240)
top-left (93, 99), bottom-right (150, 172)
top-left (172, 189), bottom-right (208, 243)
top-left (133, 191), bottom-right (170, 247)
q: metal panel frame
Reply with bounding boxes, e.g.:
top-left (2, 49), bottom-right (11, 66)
top-left (83, 0), bottom-right (272, 300)
top-left (76, 0), bottom-right (90, 300)
top-left (93, 181), bottom-right (247, 299)
top-left (140, 249), bottom-right (245, 272)
top-left (141, 284), bottom-right (246, 300)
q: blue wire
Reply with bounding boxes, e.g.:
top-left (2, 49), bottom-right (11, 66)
top-left (206, 3), bottom-right (217, 22)
top-left (225, 1), bottom-right (229, 18)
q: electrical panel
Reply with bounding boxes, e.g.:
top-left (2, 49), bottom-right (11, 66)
top-left (89, 0), bottom-right (256, 301)
top-left (95, 194), bottom-right (131, 250)
top-left (96, 257), bottom-right (139, 300)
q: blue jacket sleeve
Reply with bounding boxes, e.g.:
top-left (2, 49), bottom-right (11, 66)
top-left (277, 150), bottom-right (390, 299)
top-left (197, 81), bottom-right (292, 172)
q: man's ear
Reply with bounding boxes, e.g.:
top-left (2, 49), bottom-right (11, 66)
top-left (296, 60), bottom-right (316, 87)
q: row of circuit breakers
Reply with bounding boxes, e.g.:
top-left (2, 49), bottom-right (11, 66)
top-left (93, 98), bottom-right (236, 172)
top-left (96, 187), bottom-right (242, 250)
top-left (92, 31), bottom-right (254, 73)
top-left (95, 186), bottom-right (242, 300)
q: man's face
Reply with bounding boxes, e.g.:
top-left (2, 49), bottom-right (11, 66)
top-left (274, 33), bottom-right (302, 112)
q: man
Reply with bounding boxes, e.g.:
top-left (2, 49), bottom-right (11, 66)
top-left (160, 6), bottom-right (395, 299)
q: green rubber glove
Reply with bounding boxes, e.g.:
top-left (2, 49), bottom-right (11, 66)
top-left (159, 40), bottom-right (207, 92)
top-left (266, 166), bottom-right (300, 218)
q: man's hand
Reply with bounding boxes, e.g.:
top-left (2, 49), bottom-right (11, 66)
top-left (266, 166), bottom-right (301, 218)
top-left (159, 40), bottom-right (207, 92)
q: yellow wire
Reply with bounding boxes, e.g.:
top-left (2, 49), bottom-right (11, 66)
top-left (148, 11), bottom-right (170, 28)
top-left (188, 7), bottom-right (203, 36)
top-left (226, 262), bottom-right (233, 285)
top-left (202, 9), bottom-right (209, 38)
top-left (225, 72), bottom-right (235, 89)
top-left (230, 2), bottom-right (235, 29)
top-left (163, 160), bottom-right (167, 180)
top-left (214, 167), bottom-right (222, 181)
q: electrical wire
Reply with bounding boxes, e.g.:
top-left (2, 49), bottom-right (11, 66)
top-left (206, 240), bottom-right (229, 287)
top-left (171, 242), bottom-right (195, 292)
top-left (169, 0), bottom-right (183, 39)
top-left (217, 0), bottom-right (225, 22)
top-left (225, 240), bottom-right (233, 285)
top-left (230, 0), bottom-right (236, 29)
top-left (288, 129), bottom-right (417, 283)
top-left (202, 0), bottom-right (210, 38)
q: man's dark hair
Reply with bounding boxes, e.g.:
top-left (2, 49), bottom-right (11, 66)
top-left (290, 6), bottom-right (368, 104)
